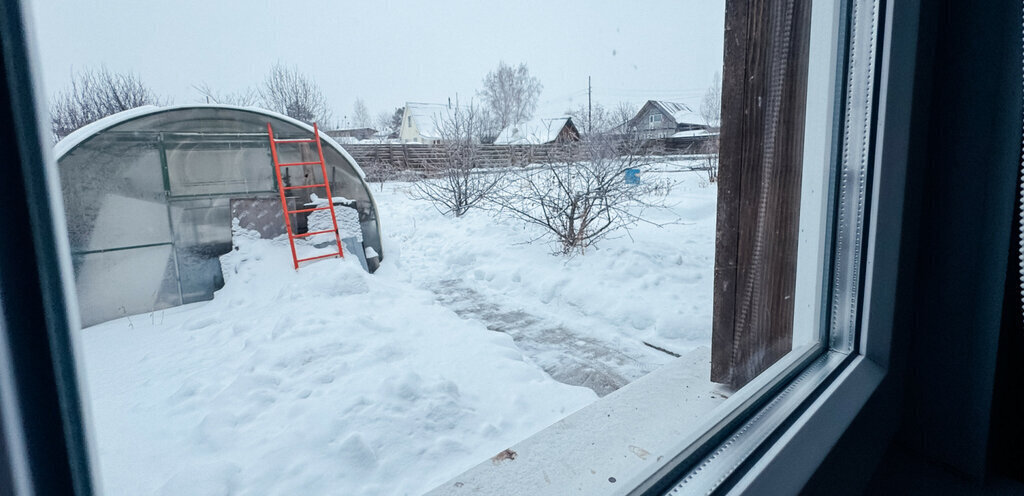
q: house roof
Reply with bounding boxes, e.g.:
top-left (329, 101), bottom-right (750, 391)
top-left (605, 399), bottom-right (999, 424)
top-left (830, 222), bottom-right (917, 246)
top-left (626, 100), bottom-right (704, 129)
top-left (649, 100), bottom-right (703, 126)
top-left (494, 117), bottom-right (575, 145)
top-left (404, 102), bottom-right (458, 140)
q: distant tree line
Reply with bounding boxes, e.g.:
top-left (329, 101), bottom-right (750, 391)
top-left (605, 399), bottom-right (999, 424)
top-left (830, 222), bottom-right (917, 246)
top-left (49, 60), bottom-right (717, 164)
top-left (51, 60), bottom-right (551, 144)
top-left (50, 63), bottom-right (336, 141)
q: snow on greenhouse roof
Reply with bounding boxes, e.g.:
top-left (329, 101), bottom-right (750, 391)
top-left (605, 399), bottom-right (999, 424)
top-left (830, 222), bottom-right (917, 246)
top-left (494, 117), bottom-right (574, 145)
top-left (53, 105), bottom-right (161, 158)
top-left (53, 104), bottom-right (368, 180)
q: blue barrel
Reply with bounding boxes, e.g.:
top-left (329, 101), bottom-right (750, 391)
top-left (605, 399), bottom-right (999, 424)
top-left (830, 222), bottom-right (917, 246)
top-left (625, 168), bottom-right (641, 184)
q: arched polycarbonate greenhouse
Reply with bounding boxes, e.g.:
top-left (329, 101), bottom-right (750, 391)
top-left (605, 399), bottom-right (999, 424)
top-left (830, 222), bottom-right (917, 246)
top-left (56, 105), bottom-right (383, 327)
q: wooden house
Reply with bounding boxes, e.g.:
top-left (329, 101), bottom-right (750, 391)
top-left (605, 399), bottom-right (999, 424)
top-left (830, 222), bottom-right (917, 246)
top-left (398, 102), bottom-right (454, 144)
top-left (626, 100), bottom-right (706, 139)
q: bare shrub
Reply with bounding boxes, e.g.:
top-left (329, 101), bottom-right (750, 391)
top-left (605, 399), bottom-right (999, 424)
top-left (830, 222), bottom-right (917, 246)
top-left (362, 156), bottom-right (403, 191)
top-left (491, 133), bottom-right (672, 254)
top-left (699, 134), bottom-right (720, 184)
top-left (409, 103), bottom-right (504, 217)
top-left (51, 66), bottom-right (164, 141)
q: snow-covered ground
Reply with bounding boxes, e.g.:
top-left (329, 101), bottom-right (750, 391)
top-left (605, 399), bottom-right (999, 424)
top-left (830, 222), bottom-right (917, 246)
top-left (375, 162), bottom-right (718, 396)
top-left (79, 159), bottom-right (719, 495)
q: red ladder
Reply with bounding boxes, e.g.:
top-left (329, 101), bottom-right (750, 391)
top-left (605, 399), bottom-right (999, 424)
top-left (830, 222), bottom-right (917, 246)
top-left (267, 122), bottom-right (345, 269)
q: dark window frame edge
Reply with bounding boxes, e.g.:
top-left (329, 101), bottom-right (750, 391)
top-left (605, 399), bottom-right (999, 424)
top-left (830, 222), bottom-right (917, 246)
top-left (717, 0), bottom-right (917, 492)
top-left (0, 0), bottom-right (101, 493)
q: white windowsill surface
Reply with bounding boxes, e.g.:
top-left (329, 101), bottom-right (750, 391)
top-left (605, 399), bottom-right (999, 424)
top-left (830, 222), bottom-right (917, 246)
top-left (426, 344), bottom-right (821, 496)
top-left (425, 347), bottom-right (729, 495)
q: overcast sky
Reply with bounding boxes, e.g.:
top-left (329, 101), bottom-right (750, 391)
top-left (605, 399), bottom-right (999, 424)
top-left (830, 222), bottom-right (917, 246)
top-left (28, 0), bottom-right (725, 128)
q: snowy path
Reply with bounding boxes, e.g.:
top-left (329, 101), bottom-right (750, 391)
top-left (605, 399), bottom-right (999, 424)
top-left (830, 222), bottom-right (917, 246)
top-left (429, 278), bottom-right (671, 397)
top-left (374, 169), bottom-right (718, 399)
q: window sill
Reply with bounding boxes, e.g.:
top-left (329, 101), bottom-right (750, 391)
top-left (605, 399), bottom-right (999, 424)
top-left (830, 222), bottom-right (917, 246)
top-left (424, 342), bottom-right (857, 496)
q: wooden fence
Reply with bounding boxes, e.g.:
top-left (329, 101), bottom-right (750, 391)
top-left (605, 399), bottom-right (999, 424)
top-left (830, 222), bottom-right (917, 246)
top-left (340, 135), bottom-right (712, 176)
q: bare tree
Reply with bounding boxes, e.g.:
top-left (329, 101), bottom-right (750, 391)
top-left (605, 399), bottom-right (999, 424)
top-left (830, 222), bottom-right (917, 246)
top-left (192, 82), bottom-right (258, 106)
top-left (491, 133), bottom-right (672, 254)
top-left (51, 66), bottom-right (164, 141)
top-left (352, 98), bottom-right (371, 128)
top-left (699, 72), bottom-right (722, 130)
top-left (699, 72), bottom-right (722, 183)
top-left (409, 103), bottom-right (504, 217)
top-left (374, 111), bottom-right (393, 137)
top-left (476, 107), bottom-right (503, 143)
top-left (370, 107), bottom-right (405, 139)
top-left (259, 63), bottom-right (332, 125)
top-left (479, 61), bottom-right (543, 131)
top-left (569, 101), bottom-right (598, 134)
top-left (613, 102), bottom-right (639, 131)
top-left (566, 101), bottom-right (635, 135)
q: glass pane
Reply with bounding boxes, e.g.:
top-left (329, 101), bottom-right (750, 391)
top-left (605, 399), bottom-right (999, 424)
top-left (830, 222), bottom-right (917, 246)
top-left (164, 136), bottom-right (276, 197)
top-left (72, 245), bottom-right (180, 327)
top-left (59, 134), bottom-right (171, 252)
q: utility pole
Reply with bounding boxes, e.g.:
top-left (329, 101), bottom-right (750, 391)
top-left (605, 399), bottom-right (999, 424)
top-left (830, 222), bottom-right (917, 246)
top-left (588, 76), bottom-right (592, 134)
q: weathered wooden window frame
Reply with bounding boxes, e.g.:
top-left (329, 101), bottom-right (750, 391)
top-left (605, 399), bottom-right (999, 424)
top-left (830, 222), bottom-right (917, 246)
top-left (710, 0), bottom-right (814, 389)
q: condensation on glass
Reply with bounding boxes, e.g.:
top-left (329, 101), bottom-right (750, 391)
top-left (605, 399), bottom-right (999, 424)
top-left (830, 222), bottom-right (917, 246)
top-left (56, 105), bottom-right (382, 327)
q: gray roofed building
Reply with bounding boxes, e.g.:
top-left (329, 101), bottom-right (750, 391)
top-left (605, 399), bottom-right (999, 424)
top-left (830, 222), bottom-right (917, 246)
top-left (627, 100), bottom-right (707, 139)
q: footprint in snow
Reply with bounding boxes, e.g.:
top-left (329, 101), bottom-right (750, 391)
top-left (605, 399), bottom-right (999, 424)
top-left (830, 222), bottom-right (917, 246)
top-left (184, 316), bottom-right (219, 331)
